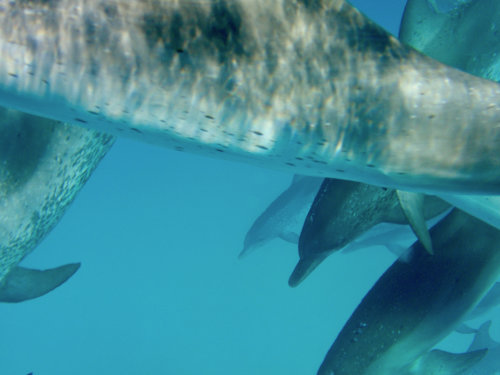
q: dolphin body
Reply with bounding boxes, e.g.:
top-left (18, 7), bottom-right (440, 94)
top-left (317, 209), bottom-right (500, 375)
top-left (0, 108), bottom-right (113, 302)
top-left (239, 175), bottom-right (323, 258)
top-left (0, 0), bottom-right (500, 194)
top-left (289, 178), bottom-right (449, 287)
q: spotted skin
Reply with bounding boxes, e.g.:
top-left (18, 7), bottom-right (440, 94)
top-left (0, 0), bottom-right (500, 193)
top-left (0, 108), bottom-right (113, 283)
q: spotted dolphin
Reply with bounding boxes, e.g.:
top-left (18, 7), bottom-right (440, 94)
top-left (0, 108), bottom-right (113, 302)
top-left (289, 178), bottom-right (449, 287)
top-left (0, 0), bottom-right (500, 194)
top-left (317, 209), bottom-right (500, 375)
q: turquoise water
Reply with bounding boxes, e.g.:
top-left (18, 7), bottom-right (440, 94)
top-left (1, 1), bottom-right (499, 374)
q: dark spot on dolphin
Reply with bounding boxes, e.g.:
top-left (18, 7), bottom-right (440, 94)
top-left (131, 127), bottom-right (143, 134)
top-left (101, 3), bottom-right (117, 18)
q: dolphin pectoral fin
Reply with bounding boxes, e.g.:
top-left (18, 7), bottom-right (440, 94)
top-left (288, 254), bottom-right (328, 288)
top-left (279, 231), bottom-right (300, 244)
top-left (0, 263), bottom-right (80, 303)
top-left (396, 190), bottom-right (434, 255)
top-left (411, 349), bottom-right (487, 375)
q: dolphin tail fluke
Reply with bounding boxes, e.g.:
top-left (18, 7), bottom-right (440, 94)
top-left (411, 349), bottom-right (487, 375)
top-left (288, 254), bottom-right (327, 288)
top-left (396, 190), bottom-right (434, 254)
top-left (0, 263), bottom-right (81, 303)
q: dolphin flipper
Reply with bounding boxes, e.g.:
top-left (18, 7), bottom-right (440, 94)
top-left (0, 263), bottom-right (80, 303)
top-left (397, 190), bottom-right (433, 254)
top-left (412, 349), bottom-right (487, 375)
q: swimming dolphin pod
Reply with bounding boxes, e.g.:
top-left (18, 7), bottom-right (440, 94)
top-left (317, 209), bottom-right (500, 375)
top-left (0, 0), bottom-right (500, 194)
top-left (289, 178), bottom-right (449, 287)
top-left (0, 108), bottom-right (113, 302)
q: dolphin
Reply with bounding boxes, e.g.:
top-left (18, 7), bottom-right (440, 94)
top-left (239, 175), bottom-right (322, 258)
top-left (317, 209), bottom-right (500, 375)
top-left (0, 0), bottom-right (500, 194)
top-left (463, 320), bottom-right (500, 375)
top-left (289, 178), bottom-right (449, 287)
top-left (0, 107), bottom-right (113, 302)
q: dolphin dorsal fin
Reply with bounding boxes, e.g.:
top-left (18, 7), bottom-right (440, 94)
top-left (0, 263), bottom-right (80, 303)
top-left (396, 190), bottom-right (433, 254)
top-left (412, 349), bottom-right (487, 375)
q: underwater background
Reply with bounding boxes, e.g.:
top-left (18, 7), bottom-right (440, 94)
top-left (2, 0), bottom-right (499, 374)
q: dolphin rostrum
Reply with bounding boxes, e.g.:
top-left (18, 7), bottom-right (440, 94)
top-left (239, 175), bottom-right (322, 258)
top-left (0, 0), bottom-right (500, 193)
top-left (0, 108), bottom-right (113, 302)
top-left (317, 209), bottom-right (500, 375)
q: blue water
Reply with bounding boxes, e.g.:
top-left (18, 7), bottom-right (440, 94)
top-left (2, 1), bottom-right (499, 374)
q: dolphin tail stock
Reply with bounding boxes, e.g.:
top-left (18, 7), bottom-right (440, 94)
top-left (0, 263), bottom-right (80, 303)
top-left (396, 191), bottom-right (434, 254)
top-left (409, 349), bottom-right (487, 375)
